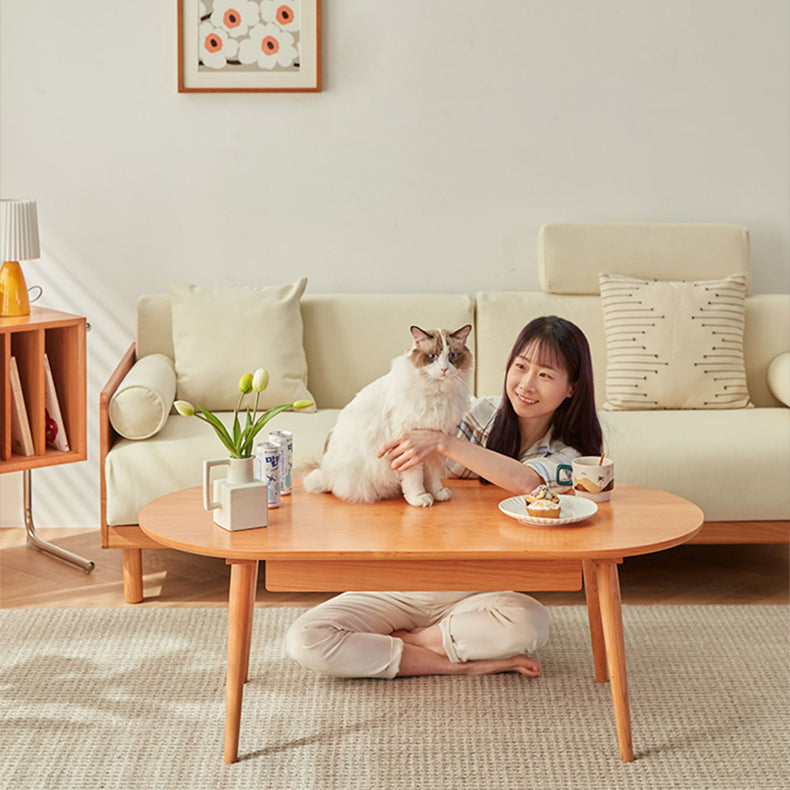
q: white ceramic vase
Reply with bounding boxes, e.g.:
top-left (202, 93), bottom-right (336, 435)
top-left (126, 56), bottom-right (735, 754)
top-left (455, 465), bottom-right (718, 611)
top-left (202, 456), bottom-right (268, 531)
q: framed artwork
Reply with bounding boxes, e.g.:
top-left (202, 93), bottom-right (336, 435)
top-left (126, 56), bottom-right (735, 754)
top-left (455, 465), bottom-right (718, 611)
top-left (178, 1), bottom-right (321, 93)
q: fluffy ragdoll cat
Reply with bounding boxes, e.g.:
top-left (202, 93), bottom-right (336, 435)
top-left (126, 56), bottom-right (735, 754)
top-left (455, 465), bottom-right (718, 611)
top-left (303, 324), bottom-right (474, 507)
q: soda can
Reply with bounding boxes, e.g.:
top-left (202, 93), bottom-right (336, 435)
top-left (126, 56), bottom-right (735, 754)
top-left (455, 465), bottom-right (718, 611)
top-left (255, 441), bottom-right (281, 508)
top-left (269, 430), bottom-right (293, 495)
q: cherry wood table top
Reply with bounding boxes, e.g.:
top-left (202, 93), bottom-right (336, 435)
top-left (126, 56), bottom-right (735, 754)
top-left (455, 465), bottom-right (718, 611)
top-left (139, 480), bottom-right (704, 562)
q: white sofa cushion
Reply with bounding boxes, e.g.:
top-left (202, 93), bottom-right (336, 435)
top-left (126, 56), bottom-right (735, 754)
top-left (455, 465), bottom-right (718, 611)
top-left (599, 273), bottom-right (751, 410)
top-left (300, 293), bottom-right (475, 408)
top-left (169, 277), bottom-right (314, 411)
top-left (474, 290), bottom-right (789, 409)
top-left (475, 291), bottom-right (608, 406)
top-left (538, 223), bottom-right (751, 295)
top-left (108, 354), bottom-right (176, 440)
top-left (105, 409), bottom-right (340, 526)
top-left (767, 353), bottom-right (790, 407)
top-left (136, 291), bottom-right (477, 409)
top-left (599, 408), bottom-right (790, 521)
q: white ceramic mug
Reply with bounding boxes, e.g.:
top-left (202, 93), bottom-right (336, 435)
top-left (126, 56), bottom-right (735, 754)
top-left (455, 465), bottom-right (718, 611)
top-left (572, 456), bottom-right (614, 502)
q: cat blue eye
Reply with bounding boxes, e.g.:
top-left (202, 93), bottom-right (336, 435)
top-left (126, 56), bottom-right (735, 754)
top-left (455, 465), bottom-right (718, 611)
top-left (449, 352), bottom-right (459, 362)
top-left (427, 353), bottom-right (438, 361)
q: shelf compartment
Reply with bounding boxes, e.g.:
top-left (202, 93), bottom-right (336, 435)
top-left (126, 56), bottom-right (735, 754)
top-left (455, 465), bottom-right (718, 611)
top-left (0, 308), bottom-right (87, 472)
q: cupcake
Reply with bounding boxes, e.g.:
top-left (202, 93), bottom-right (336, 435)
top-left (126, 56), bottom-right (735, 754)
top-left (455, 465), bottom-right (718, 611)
top-left (525, 484), bottom-right (561, 519)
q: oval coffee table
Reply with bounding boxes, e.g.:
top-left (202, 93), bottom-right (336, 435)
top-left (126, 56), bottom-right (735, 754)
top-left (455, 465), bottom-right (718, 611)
top-left (139, 480), bottom-right (703, 764)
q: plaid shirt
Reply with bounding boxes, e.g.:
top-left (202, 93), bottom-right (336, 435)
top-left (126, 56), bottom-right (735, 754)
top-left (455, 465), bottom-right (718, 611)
top-left (446, 395), bottom-right (580, 487)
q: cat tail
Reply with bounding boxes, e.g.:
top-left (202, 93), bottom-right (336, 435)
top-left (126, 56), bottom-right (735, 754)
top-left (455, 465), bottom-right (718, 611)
top-left (303, 466), bottom-right (328, 494)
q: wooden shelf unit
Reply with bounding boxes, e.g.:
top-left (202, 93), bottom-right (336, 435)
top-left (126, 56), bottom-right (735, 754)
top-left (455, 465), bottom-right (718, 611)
top-left (0, 308), bottom-right (87, 473)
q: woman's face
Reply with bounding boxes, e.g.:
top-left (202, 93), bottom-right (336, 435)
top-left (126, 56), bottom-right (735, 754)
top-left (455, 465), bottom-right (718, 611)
top-left (505, 341), bottom-right (574, 426)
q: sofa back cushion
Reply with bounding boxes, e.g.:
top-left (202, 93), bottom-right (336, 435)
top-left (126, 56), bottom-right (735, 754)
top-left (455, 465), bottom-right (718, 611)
top-left (137, 291), bottom-right (474, 409)
top-left (136, 286), bottom-right (786, 411)
top-left (538, 223), bottom-right (751, 295)
top-left (301, 293), bottom-right (475, 408)
top-left (475, 292), bottom-right (607, 406)
top-left (475, 291), bottom-right (789, 409)
top-left (137, 293), bottom-right (173, 359)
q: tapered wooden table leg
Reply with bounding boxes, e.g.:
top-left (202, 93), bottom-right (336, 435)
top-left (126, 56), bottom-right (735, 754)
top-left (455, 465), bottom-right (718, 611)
top-left (242, 561), bottom-right (258, 683)
top-left (595, 559), bottom-right (634, 762)
top-left (582, 559), bottom-right (608, 683)
top-left (224, 560), bottom-right (258, 764)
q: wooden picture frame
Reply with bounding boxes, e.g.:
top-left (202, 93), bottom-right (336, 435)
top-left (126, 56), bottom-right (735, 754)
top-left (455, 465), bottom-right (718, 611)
top-left (178, 0), bottom-right (321, 93)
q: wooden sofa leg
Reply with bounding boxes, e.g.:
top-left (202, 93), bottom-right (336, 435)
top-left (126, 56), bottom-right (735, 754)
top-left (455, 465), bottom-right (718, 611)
top-left (122, 548), bottom-right (144, 604)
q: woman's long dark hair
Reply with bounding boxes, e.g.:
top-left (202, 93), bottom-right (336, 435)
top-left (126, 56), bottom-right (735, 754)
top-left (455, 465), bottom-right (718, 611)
top-left (486, 315), bottom-right (602, 464)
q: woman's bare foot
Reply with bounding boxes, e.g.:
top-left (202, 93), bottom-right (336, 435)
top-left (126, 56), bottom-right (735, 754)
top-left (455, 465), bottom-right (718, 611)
top-left (459, 654), bottom-right (540, 677)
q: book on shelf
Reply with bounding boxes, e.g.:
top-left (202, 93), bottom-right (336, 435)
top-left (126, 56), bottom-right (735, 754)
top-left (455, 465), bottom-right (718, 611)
top-left (44, 353), bottom-right (70, 452)
top-left (9, 356), bottom-right (35, 456)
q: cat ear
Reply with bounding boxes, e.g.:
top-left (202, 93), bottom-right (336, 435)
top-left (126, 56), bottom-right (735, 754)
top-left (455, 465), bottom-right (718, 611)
top-left (410, 326), bottom-right (432, 344)
top-left (451, 324), bottom-right (472, 345)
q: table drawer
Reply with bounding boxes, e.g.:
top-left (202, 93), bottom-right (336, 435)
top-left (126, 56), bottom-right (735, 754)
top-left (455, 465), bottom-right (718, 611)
top-left (265, 559), bottom-right (582, 592)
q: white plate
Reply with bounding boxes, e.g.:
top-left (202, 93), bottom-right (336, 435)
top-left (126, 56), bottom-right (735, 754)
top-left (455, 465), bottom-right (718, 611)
top-left (498, 494), bottom-right (598, 526)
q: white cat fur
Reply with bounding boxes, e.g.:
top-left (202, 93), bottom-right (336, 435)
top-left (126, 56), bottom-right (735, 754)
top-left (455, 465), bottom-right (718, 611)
top-left (303, 326), bottom-right (473, 506)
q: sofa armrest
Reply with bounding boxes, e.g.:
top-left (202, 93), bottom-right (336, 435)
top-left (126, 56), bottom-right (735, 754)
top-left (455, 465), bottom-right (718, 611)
top-left (100, 343), bottom-right (136, 544)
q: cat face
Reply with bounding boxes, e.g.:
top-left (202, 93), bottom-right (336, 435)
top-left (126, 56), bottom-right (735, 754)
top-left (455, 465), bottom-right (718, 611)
top-left (407, 324), bottom-right (473, 380)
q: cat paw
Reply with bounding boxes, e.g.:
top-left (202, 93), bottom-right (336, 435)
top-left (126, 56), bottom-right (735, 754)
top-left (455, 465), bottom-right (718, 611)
top-left (405, 492), bottom-right (434, 507)
top-left (432, 487), bottom-right (452, 502)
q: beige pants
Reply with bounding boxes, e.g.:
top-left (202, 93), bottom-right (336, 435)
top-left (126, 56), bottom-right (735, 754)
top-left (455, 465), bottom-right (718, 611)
top-left (286, 591), bottom-right (550, 679)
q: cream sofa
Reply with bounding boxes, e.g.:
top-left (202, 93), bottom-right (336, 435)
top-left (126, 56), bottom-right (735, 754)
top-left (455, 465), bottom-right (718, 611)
top-left (100, 223), bottom-right (790, 603)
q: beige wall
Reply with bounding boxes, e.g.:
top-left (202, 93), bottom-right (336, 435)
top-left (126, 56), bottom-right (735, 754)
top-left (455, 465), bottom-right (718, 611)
top-left (1, 0), bottom-right (788, 527)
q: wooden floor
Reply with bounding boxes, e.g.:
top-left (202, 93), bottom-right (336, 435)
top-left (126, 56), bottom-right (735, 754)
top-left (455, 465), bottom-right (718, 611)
top-left (1, 527), bottom-right (788, 608)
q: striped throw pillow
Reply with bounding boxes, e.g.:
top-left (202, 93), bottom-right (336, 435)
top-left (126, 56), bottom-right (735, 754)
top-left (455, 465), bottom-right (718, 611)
top-left (599, 273), bottom-right (751, 410)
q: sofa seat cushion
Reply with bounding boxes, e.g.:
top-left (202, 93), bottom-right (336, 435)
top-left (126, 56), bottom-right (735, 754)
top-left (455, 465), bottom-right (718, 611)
top-left (105, 409), bottom-right (340, 526)
top-left (599, 408), bottom-right (790, 521)
top-left (107, 407), bottom-right (789, 526)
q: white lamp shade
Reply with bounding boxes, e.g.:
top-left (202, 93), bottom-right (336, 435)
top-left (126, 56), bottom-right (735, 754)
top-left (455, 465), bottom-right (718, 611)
top-left (1, 199), bottom-right (40, 261)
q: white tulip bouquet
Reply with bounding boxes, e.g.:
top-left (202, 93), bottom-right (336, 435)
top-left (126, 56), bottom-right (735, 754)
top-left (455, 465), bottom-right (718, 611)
top-left (174, 367), bottom-right (312, 459)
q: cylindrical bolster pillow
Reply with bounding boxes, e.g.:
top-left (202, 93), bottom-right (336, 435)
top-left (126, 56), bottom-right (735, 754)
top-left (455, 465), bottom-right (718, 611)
top-left (767, 352), bottom-right (790, 407)
top-left (109, 354), bottom-right (177, 440)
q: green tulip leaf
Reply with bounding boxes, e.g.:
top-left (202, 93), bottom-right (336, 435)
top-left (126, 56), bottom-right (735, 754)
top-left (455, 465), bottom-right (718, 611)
top-left (197, 406), bottom-right (236, 455)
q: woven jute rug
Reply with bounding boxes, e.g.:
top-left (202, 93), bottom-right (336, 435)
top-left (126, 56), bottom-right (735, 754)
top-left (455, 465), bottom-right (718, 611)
top-left (1, 605), bottom-right (788, 790)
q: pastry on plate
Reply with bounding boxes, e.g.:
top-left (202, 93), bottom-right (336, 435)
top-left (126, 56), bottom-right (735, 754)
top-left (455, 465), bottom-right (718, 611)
top-left (525, 484), bottom-right (561, 519)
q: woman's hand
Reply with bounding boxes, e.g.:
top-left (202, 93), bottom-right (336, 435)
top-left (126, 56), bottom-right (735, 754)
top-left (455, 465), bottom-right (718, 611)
top-left (378, 430), bottom-right (446, 472)
top-left (381, 429), bottom-right (546, 494)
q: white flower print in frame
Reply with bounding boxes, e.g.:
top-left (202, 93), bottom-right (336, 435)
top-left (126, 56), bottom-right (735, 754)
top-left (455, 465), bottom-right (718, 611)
top-left (178, 0), bottom-right (321, 92)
